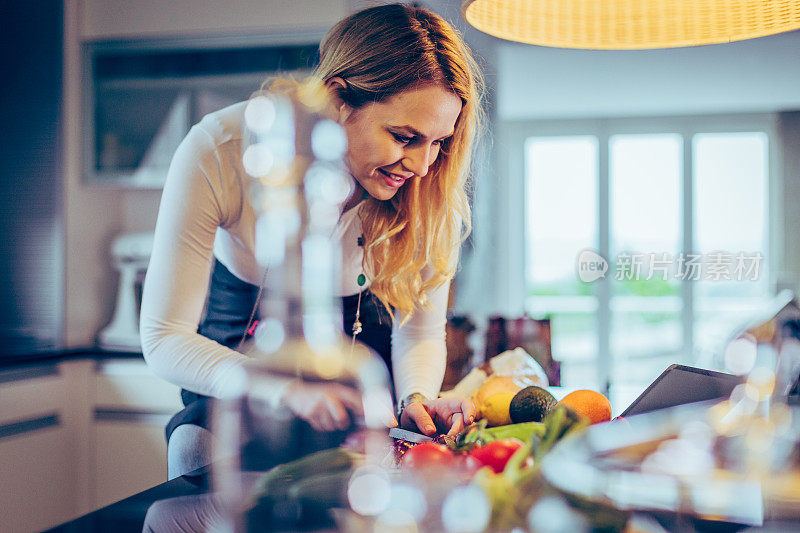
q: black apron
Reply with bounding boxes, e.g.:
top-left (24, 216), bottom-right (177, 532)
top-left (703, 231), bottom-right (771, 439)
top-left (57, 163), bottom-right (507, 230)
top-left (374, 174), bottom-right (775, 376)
top-left (165, 260), bottom-right (393, 442)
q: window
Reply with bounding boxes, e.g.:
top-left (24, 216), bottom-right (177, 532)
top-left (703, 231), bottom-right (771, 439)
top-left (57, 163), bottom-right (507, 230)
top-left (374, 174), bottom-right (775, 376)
top-left (525, 136), bottom-right (598, 387)
top-left (609, 134), bottom-right (684, 401)
top-left (693, 132), bottom-right (770, 361)
top-left (517, 116), bottom-right (775, 410)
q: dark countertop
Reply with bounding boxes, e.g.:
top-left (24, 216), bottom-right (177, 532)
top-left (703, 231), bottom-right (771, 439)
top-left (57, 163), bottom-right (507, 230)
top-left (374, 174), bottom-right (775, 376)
top-left (41, 460), bottom-right (800, 533)
top-left (45, 463), bottom-right (340, 532)
top-left (0, 346), bottom-right (144, 371)
top-left (45, 467), bottom-right (209, 533)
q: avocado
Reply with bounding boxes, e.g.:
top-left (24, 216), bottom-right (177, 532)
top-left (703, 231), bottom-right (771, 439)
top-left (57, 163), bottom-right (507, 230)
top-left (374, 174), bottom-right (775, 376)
top-left (509, 386), bottom-right (557, 423)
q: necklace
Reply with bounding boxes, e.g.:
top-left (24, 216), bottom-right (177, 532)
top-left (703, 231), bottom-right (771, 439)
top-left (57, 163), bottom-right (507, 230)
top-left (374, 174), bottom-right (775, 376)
top-left (351, 273), bottom-right (366, 337)
top-left (349, 235), bottom-right (366, 355)
top-left (244, 235), bottom-right (366, 355)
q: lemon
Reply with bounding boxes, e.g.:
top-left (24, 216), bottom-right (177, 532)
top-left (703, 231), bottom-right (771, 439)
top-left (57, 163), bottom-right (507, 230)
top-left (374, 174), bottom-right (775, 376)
top-left (480, 392), bottom-right (515, 427)
top-left (471, 375), bottom-right (522, 407)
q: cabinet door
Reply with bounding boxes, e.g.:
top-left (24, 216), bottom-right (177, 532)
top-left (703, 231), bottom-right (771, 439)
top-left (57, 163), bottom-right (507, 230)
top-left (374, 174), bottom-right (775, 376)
top-left (0, 364), bottom-right (74, 533)
top-left (0, 426), bottom-right (74, 533)
top-left (93, 414), bottom-right (172, 509)
top-left (92, 359), bottom-right (181, 509)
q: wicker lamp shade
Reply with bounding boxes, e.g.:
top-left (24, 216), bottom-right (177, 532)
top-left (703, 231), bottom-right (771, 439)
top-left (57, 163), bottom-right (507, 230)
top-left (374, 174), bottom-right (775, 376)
top-left (462, 0), bottom-right (800, 49)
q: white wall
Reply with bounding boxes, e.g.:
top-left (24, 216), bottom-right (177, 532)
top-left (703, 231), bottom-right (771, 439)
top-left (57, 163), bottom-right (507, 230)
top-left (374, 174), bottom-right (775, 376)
top-left (62, 0), bottom-right (348, 347)
top-left (497, 29), bottom-right (800, 120)
top-left (63, 0), bottom-right (124, 346)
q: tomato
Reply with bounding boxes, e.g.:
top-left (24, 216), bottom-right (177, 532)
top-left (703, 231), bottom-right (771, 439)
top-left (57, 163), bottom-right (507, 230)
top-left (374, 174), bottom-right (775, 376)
top-left (468, 439), bottom-right (523, 474)
top-left (401, 442), bottom-right (455, 470)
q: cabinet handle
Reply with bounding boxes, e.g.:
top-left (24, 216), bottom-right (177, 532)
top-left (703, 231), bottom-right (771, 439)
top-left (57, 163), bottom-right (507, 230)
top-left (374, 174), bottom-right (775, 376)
top-left (0, 364), bottom-right (59, 385)
top-left (0, 413), bottom-right (59, 441)
top-left (93, 408), bottom-right (172, 425)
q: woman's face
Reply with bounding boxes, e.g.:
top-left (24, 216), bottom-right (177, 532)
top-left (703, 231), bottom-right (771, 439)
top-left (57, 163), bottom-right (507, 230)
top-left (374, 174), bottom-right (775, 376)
top-left (338, 84), bottom-right (462, 202)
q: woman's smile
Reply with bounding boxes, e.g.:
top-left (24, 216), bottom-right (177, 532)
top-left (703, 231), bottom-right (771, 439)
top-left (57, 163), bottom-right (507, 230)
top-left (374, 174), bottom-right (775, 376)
top-left (377, 168), bottom-right (411, 188)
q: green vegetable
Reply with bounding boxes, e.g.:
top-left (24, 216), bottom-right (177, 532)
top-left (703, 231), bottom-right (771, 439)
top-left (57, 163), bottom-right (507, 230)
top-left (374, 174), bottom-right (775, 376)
top-left (452, 420), bottom-right (546, 452)
top-left (465, 404), bottom-right (594, 531)
top-left (485, 421), bottom-right (546, 443)
top-left (472, 466), bottom-right (519, 528)
top-left (252, 447), bottom-right (362, 503)
top-left (287, 470), bottom-right (353, 512)
top-left (532, 404), bottom-right (589, 462)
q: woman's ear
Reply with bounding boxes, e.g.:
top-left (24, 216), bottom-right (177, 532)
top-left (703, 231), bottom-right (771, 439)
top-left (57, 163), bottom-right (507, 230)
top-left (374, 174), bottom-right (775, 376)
top-left (324, 77), bottom-right (352, 123)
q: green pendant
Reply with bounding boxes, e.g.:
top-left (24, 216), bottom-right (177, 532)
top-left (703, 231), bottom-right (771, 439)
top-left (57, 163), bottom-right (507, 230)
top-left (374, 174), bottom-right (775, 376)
top-left (357, 273), bottom-right (366, 287)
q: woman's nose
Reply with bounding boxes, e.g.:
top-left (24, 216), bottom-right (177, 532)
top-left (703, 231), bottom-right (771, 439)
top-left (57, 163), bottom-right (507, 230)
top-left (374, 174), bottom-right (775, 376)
top-left (401, 145), bottom-right (431, 178)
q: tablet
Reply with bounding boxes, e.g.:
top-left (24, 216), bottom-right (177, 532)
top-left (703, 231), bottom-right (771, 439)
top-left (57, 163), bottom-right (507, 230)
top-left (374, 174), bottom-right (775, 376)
top-left (620, 364), bottom-right (742, 418)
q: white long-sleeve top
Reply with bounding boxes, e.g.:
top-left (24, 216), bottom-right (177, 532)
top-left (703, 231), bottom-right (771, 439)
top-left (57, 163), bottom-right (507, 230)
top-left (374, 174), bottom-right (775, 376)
top-left (140, 101), bottom-right (448, 404)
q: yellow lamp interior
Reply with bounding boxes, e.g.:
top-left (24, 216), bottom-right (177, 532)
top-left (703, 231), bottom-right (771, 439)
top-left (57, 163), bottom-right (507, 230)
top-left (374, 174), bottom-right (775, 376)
top-left (462, 0), bottom-right (800, 49)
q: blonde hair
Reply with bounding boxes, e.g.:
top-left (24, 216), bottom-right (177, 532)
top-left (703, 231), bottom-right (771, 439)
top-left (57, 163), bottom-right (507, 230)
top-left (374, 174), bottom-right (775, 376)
top-left (283, 4), bottom-right (484, 322)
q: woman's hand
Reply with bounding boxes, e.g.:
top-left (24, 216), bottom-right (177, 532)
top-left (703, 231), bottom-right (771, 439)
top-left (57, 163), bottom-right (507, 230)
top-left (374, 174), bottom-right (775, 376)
top-left (400, 397), bottom-right (477, 437)
top-left (282, 382), bottom-right (364, 432)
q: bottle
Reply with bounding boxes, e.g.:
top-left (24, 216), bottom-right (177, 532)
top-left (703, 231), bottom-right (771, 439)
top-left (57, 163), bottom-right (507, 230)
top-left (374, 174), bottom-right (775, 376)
top-left (213, 83), bottom-right (394, 532)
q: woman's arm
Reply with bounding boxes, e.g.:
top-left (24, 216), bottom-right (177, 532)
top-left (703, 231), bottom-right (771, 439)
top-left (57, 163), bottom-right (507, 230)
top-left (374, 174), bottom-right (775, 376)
top-left (390, 270), bottom-right (450, 402)
top-left (140, 125), bottom-right (250, 399)
top-left (392, 272), bottom-right (477, 435)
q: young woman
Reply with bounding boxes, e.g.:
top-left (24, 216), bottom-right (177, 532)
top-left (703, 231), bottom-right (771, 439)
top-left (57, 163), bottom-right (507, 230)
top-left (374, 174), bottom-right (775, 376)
top-left (141, 3), bottom-right (484, 478)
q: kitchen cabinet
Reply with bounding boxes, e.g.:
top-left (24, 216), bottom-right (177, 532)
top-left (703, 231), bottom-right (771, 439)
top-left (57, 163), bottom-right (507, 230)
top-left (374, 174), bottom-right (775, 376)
top-left (0, 356), bottom-right (182, 530)
top-left (84, 39), bottom-right (319, 188)
top-left (0, 364), bottom-right (74, 533)
top-left (91, 359), bottom-right (181, 509)
top-left (0, 425), bottom-right (74, 533)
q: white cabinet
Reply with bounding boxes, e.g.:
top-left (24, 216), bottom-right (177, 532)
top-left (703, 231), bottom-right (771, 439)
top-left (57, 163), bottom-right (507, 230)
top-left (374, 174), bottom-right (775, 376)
top-left (91, 359), bottom-right (181, 509)
top-left (0, 357), bottom-right (183, 529)
top-left (93, 418), bottom-right (173, 508)
top-left (84, 40), bottom-right (318, 188)
top-left (0, 364), bottom-right (75, 533)
top-left (0, 426), bottom-right (74, 533)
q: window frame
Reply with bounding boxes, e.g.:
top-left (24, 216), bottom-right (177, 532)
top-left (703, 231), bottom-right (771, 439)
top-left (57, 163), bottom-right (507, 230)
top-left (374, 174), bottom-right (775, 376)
top-left (498, 113), bottom-right (782, 392)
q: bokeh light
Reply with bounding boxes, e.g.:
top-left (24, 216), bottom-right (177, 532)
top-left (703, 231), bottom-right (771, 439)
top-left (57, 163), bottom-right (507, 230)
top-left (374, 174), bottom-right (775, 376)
top-left (441, 485), bottom-right (490, 533)
top-left (527, 495), bottom-right (589, 533)
top-left (724, 337), bottom-right (758, 375)
top-left (254, 318), bottom-right (285, 354)
top-left (311, 119), bottom-right (347, 161)
top-left (386, 483), bottom-right (427, 523)
top-left (242, 143), bottom-right (274, 177)
top-left (348, 467), bottom-right (391, 516)
top-left (244, 95), bottom-right (277, 134)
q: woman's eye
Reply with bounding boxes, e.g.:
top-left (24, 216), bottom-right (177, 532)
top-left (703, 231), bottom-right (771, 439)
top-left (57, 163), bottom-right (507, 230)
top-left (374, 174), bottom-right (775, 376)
top-left (391, 132), bottom-right (412, 144)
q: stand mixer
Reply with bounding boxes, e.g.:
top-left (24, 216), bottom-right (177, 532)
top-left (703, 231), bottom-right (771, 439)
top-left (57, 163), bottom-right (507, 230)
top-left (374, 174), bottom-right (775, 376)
top-left (97, 232), bottom-right (154, 352)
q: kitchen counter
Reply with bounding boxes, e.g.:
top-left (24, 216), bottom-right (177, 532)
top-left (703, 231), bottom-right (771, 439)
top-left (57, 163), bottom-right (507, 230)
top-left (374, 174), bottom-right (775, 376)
top-left (45, 467), bottom-right (209, 532)
top-left (0, 346), bottom-right (143, 370)
top-left (41, 453), bottom-right (800, 533)
top-left (0, 351), bottom-right (183, 531)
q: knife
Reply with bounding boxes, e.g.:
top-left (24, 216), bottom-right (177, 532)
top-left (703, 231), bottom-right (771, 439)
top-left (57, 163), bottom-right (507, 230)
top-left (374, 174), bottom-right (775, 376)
top-left (389, 427), bottom-right (434, 443)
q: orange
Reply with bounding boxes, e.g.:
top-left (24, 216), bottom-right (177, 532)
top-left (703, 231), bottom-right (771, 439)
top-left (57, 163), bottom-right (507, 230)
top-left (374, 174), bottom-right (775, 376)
top-left (558, 389), bottom-right (612, 424)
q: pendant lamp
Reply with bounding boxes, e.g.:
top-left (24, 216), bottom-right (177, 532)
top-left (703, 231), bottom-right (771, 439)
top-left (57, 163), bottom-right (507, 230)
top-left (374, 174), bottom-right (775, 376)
top-left (462, 0), bottom-right (800, 49)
